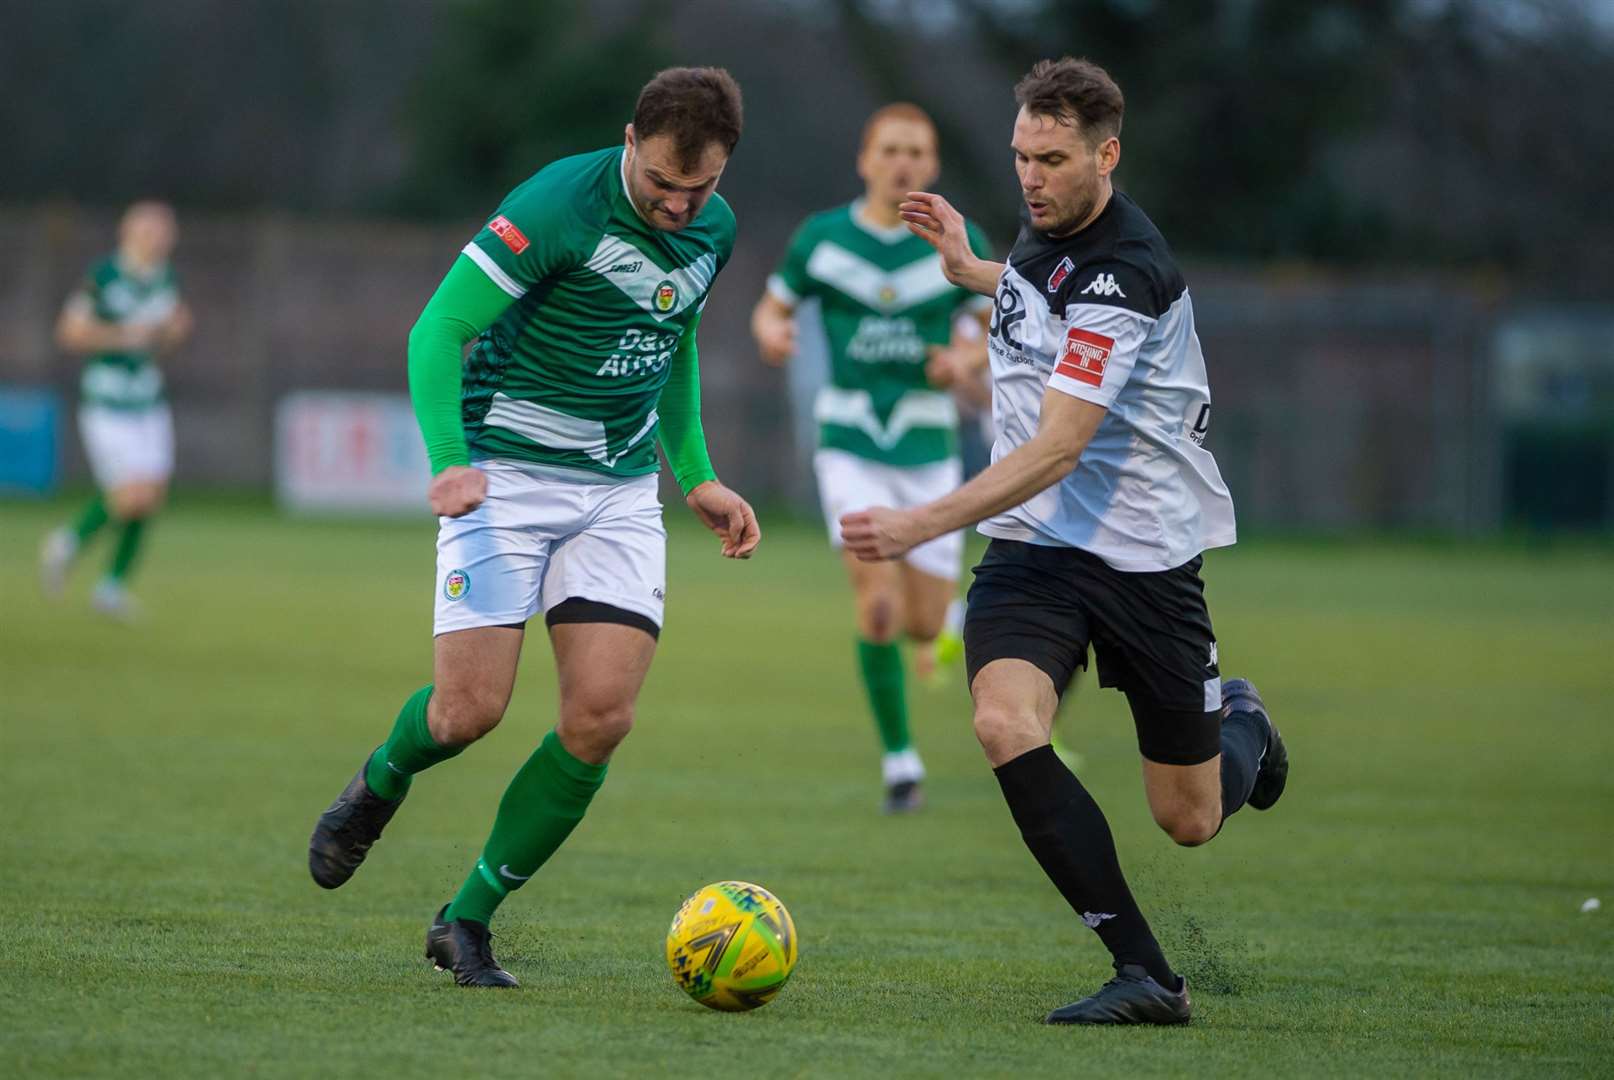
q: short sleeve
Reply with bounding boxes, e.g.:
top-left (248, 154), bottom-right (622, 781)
top-left (461, 175), bottom-right (590, 299)
top-left (766, 219), bottom-right (819, 305)
top-left (1046, 262), bottom-right (1156, 409)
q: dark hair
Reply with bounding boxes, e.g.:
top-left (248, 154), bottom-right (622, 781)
top-left (1014, 57), bottom-right (1124, 144)
top-left (633, 67), bottom-right (744, 165)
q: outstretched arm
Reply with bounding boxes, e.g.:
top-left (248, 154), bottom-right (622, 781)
top-left (407, 254), bottom-right (516, 516)
top-left (841, 388), bottom-right (1105, 560)
top-left (900, 192), bottom-right (1005, 297)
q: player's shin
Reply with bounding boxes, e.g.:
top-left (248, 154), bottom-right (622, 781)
top-left (364, 685), bottom-right (465, 800)
top-left (444, 729), bottom-right (607, 926)
top-left (1217, 708), bottom-right (1265, 819)
top-left (994, 745), bottom-right (1177, 988)
top-left (857, 638), bottom-right (911, 753)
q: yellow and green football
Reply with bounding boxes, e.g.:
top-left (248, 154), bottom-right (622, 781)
top-left (666, 881), bottom-right (797, 1011)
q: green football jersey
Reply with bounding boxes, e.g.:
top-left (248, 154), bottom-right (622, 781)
top-left (459, 146), bottom-right (736, 478)
top-left (73, 255), bottom-right (179, 410)
top-left (767, 201), bottom-right (991, 466)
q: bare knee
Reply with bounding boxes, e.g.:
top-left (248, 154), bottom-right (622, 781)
top-left (557, 700), bottom-right (635, 764)
top-left (428, 685), bottom-right (508, 747)
top-left (1152, 806), bottom-right (1222, 847)
top-left (972, 704), bottom-right (1043, 767)
top-left (857, 589), bottom-right (903, 643)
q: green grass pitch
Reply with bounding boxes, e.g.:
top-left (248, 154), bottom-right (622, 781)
top-left (2, 497), bottom-right (1611, 1077)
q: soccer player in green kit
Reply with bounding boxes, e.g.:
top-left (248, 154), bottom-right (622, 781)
top-left (40, 201), bottom-right (193, 619)
top-left (751, 104), bottom-right (992, 813)
top-left (307, 68), bottom-right (760, 988)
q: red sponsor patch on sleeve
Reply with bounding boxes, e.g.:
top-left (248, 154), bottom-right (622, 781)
top-left (1054, 327), bottom-right (1114, 387)
top-left (488, 215), bottom-right (530, 255)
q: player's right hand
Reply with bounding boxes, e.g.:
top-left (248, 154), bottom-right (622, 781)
top-left (900, 192), bottom-right (974, 281)
top-left (754, 314), bottom-right (797, 366)
top-left (428, 465), bottom-right (487, 518)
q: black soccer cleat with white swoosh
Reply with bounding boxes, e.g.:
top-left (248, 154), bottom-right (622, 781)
top-left (426, 905), bottom-right (520, 988)
top-left (307, 755), bottom-right (405, 889)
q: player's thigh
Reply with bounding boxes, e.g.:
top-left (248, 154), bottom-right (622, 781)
top-left (895, 456), bottom-right (965, 594)
top-left (433, 471), bottom-right (553, 638)
top-left (969, 658), bottom-right (1061, 767)
top-left (540, 475), bottom-right (666, 630)
top-left (963, 540), bottom-right (1090, 701)
top-left (430, 625), bottom-right (526, 743)
top-left (814, 449), bottom-right (898, 550)
top-left (1140, 751), bottom-right (1223, 845)
top-left (549, 621), bottom-right (657, 763)
top-left (900, 561), bottom-right (955, 642)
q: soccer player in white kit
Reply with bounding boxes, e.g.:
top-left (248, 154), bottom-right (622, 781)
top-left (842, 58), bottom-right (1289, 1026)
top-left (40, 202), bottom-right (192, 619)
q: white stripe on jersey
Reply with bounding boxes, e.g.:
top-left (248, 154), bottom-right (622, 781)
top-left (980, 263), bottom-right (1236, 572)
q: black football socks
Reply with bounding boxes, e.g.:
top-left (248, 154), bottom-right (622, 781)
top-left (1218, 707), bottom-right (1266, 819)
top-left (994, 745), bottom-right (1177, 988)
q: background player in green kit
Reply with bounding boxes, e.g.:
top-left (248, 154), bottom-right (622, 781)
top-left (306, 68), bottom-right (760, 988)
top-left (39, 201), bottom-right (193, 619)
top-left (751, 104), bottom-right (992, 813)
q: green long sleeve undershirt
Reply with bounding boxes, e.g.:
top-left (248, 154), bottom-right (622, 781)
top-left (406, 254), bottom-right (717, 493)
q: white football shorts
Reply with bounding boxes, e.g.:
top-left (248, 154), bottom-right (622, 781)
top-left (814, 448), bottom-right (964, 581)
top-left (79, 403), bottom-right (175, 489)
top-left (434, 460), bottom-right (666, 636)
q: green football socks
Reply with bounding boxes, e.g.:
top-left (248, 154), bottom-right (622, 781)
top-left (73, 495), bottom-right (109, 543)
top-left (445, 729), bottom-right (608, 926)
top-left (857, 638), bottom-right (910, 753)
top-left (108, 517), bottom-right (147, 582)
top-left (364, 685), bottom-right (464, 800)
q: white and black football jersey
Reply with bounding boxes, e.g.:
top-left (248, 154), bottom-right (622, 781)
top-left (980, 191), bottom-right (1236, 572)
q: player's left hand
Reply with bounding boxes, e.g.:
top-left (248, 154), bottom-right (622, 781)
top-left (924, 342), bottom-right (978, 388)
top-left (840, 506), bottom-right (923, 562)
top-left (686, 481), bottom-right (761, 559)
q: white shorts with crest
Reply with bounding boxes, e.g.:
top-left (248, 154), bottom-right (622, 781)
top-left (433, 460), bottom-right (666, 636)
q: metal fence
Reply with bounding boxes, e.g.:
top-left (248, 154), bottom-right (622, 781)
top-left (0, 204), bottom-right (1583, 533)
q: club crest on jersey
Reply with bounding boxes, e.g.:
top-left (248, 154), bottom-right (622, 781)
top-left (1055, 327), bottom-right (1114, 387)
top-left (654, 280), bottom-right (678, 313)
top-left (489, 216), bottom-right (529, 255)
top-left (1080, 272), bottom-right (1126, 298)
top-left (443, 569), bottom-right (470, 602)
top-left (1047, 256), bottom-right (1075, 292)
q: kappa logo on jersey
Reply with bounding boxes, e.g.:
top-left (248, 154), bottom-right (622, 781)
top-left (1080, 272), bottom-right (1127, 298)
top-left (443, 569), bottom-right (470, 602)
top-left (1055, 327), bottom-right (1114, 387)
top-left (1047, 256), bottom-right (1075, 292)
top-left (489, 215), bottom-right (530, 255)
top-left (654, 280), bottom-right (678, 313)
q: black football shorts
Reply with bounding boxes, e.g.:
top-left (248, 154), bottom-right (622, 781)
top-left (963, 539), bottom-right (1223, 766)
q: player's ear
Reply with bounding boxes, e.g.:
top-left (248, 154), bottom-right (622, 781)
top-left (624, 123), bottom-right (637, 155)
top-left (1097, 136), bottom-right (1121, 177)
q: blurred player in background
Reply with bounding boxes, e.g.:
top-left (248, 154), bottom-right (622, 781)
top-left (843, 58), bottom-right (1288, 1025)
top-left (39, 201), bottom-right (192, 619)
top-left (751, 104), bottom-right (992, 813)
top-left (307, 68), bottom-right (759, 989)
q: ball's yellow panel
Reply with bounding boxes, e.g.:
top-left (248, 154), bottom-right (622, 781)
top-left (666, 881), bottom-right (797, 1011)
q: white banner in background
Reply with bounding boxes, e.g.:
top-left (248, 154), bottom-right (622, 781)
top-left (274, 391), bottom-right (431, 513)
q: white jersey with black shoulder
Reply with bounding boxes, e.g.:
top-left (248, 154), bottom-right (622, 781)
top-left (980, 191), bottom-right (1236, 572)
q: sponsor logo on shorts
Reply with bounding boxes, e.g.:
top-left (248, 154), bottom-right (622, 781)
top-left (443, 569), bottom-right (470, 602)
top-left (652, 587), bottom-right (665, 601)
top-left (1055, 327), bottom-right (1113, 387)
top-left (489, 215), bottom-right (530, 254)
top-left (654, 280), bottom-right (678, 313)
